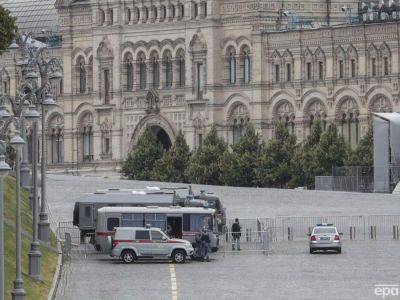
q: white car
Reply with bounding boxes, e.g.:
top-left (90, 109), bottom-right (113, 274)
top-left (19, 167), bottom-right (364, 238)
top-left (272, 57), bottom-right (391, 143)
top-left (309, 224), bottom-right (342, 254)
top-left (110, 226), bottom-right (194, 263)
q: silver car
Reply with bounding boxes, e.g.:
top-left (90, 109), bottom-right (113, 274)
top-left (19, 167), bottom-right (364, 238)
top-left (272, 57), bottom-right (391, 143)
top-left (309, 224), bottom-right (342, 254)
top-left (110, 227), bottom-right (194, 263)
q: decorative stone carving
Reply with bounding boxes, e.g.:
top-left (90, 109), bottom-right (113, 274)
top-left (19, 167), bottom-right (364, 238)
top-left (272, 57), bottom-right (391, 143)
top-left (97, 37), bottom-right (114, 59)
top-left (370, 96), bottom-right (392, 113)
top-left (274, 100), bottom-right (294, 121)
top-left (336, 97), bottom-right (359, 119)
top-left (145, 89), bottom-right (160, 115)
top-left (306, 99), bottom-right (326, 119)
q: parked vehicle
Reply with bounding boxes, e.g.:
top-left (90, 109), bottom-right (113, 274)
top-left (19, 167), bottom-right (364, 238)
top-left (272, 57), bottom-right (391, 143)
top-left (110, 226), bottom-right (194, 263)
top-left (73, 186), bottom-right (226, 241)
top-left (73, 191), bottom-right (175, 241)
top-left (95, 206), bottom-right (219, 253)
top-left (309, 223), bottom-right (342, 254)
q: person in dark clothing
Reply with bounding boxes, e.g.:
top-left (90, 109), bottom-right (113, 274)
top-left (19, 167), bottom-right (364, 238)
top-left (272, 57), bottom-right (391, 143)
top-left (231, 218), bottom-right (241, 251)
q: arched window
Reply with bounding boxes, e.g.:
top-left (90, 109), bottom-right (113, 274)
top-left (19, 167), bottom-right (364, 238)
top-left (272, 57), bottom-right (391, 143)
top-left (194, 3), bottom-right (198, 18)
top-left (124, 53), bottom-right (134, 91)
top-left (108, 8), bottom-right (114, 25)
top-left (241, 46), bottom-right (251, 84)
top-left (77, 56), bottom-right (86, 94)
top-left (104, 69), bottom-right (111, 104)
top-left (138, 52), bottom-right (147, 90)
top-left (80, 112), bottom-right (94, 162)
top-left (201, 1), bottom-right (207, 18)
top-left (150, 52), bottom-right (160, 88)
top-left (228, 52), bottom-right (236, 85)
top-left (171, 5), bottom-right (176, 19)
top-left (380, 43), bottom-right (391, 76)
top-left (99, 9), bottom-right (105, 25)
top-left (101, 121), bottom-right (112, 158)
top-left (334, 46), bottom-right (345, 79)
top-left (229, 104), bottom-right (249, 143)
top-left (135, 7), bottom-right (140, 22)
top-left (306, 99), bottom-right (327, 136)
top-left (178, 3), bottom-right (185, 19)
top-left (160, 5), bottom-right (167, 21)
top-left (367, 44), bottom-right (378, 77)
top-left (176, 50), bottom-right (185, 88)
top-left (144, 7), bottom-right (149, 22)
top-left (152, 5), bottom-right (158, 21)
top-left (337, 97), bottom-right (359, 147)
top-left (275, 100), bottom-right (295, 135)
top-left (48, 114), bottom-right (64, 164)
top-left (51, 128), bottom-right (63, 164)
top-left (125, 8), bottom-right (131, 24)
top-left (163, 51), bottom-right (173, 88)
top-left (346, 45), bottom-right (357, 79)
top-left (87, 56), bottom-right (93, 93)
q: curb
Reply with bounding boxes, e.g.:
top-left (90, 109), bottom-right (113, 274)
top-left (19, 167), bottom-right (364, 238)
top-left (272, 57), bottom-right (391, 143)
top-left (47, 240), bottom-right (63, 300)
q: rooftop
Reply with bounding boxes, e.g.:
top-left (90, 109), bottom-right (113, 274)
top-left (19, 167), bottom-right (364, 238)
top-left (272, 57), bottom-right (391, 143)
top-left (0, 0), bottom-right (59, 36)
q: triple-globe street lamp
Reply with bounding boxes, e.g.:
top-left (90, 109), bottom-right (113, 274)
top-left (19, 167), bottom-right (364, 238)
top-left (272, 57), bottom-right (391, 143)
top-left (8, 32), bottom-right (62, 246)
top-left (0, 31), bottom-right (62, 300)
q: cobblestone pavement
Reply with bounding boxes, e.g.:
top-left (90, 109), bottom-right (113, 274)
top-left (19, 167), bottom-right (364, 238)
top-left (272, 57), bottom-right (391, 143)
top-left (48, 173), bottom-right (400, 300)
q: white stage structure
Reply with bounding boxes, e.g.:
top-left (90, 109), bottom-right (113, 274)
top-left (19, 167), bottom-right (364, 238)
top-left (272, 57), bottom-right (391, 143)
top-left (373, 113), bottom-right (400, 193)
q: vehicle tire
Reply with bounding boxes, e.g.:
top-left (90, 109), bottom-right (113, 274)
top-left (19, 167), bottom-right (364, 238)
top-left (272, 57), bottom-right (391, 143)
top-left (337, 248), bottom-right (341, 254)
top-left (172, 249), bottom-right (186, 263)
top-left (121, 250), bottom-right (136, 264)
top-left (94, 244), bottom-right (101, 252)
top-left (211, 247), bottom-right (218, 253)
top-left (309, 249), bottom-right (314, 254)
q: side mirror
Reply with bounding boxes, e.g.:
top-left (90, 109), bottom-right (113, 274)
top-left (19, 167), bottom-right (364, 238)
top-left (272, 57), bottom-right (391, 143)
top-left (307, 233), bottom-right (311, 237)
top-left (339, 232), bottom-right (343, 236)
top-left (162, 236), bottom-right (167, 241)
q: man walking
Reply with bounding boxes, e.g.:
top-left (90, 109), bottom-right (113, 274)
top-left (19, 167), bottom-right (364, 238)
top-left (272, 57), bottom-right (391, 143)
top-left (231, 218), bottom-right (241, 251)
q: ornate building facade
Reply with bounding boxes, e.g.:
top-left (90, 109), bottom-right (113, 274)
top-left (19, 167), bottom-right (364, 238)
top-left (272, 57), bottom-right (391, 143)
top-left (1, 0), bottom-right (400, 168)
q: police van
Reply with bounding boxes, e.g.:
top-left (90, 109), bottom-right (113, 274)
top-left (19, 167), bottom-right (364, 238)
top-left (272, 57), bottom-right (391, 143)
top-left (95, 206), bottom-right (219, 253)
top-left (73, 186), bottom-right (226, 242)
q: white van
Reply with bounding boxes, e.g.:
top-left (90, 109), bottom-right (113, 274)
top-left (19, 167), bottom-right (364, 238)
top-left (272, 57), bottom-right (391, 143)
top-left (96, 206), bottom-right (219, 252)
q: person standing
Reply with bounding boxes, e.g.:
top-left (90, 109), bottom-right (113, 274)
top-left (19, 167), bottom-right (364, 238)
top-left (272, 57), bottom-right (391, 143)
top-left (200, 227), bottom-right (211, 262)
top-left (231, 218), bottom-right (241, 251)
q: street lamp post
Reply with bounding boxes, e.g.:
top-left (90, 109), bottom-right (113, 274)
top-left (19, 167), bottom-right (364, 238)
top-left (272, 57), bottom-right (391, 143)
top-left (19, 115), bottom-right (30, 188)
top-left (8, 33), bottom-right (62, 244)
top-left (0, 106), bottom-right (11, 300)
top-left (38, 93), bottom-right (56, 244)
top-left (0, 140), bottom-right (11, 300)
top-left (10, 133), bottom-right (26, 300)
top-left (24, 106), bottom-right (41, 280)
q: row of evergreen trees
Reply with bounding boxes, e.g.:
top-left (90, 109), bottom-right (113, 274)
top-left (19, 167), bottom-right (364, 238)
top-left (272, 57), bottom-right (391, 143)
top-left (121, 121), bottom-right (373, 188)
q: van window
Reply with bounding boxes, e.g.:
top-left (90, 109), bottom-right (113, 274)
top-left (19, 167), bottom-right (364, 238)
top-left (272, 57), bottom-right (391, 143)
top-left (121, 213), bottom-right (144, 227)
top-left (135, 230), bottom-right (150, 240)
top-left (84, 206), bottom-right (91, 218)
top-left (144, 213), bottom-right (166, 230)
top-left (190, 214), bottom-right (213, 231)
top-left (183, 214), bottom-right (190, 231)
top-left (151, 230), bottom-right (164, 241)
top-left (107, 218), bottom-right (120, 231)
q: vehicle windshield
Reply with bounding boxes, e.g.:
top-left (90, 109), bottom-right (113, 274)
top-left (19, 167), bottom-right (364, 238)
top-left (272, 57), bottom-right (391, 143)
top-left (314, 227), bottom-right (336, 234)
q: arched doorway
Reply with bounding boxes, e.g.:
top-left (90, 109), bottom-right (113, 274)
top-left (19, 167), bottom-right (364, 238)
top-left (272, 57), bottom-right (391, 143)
top-left (150, 125), bottom-right (171, 149)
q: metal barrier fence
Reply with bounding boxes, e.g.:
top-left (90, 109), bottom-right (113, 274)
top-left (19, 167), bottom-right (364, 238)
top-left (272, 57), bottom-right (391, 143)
top-left (221, 229), bottom-right (274, 254)
top-left (57, 221), bottom-right (81, 245)
top-left (227, 215), bottom-right (400, 243)
top-left (57, 215), bottom-right (400, 258)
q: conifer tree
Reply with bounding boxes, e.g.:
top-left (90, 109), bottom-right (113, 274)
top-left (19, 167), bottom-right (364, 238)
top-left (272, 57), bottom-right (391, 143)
top-left (186, 126), bottom-right (227, 185)
top-left (0, 5), bottom-right (17, 52)
top-left (121, 127), bottom-right (164, 180)
top-left (153, 131), bottom-right (191, 183)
